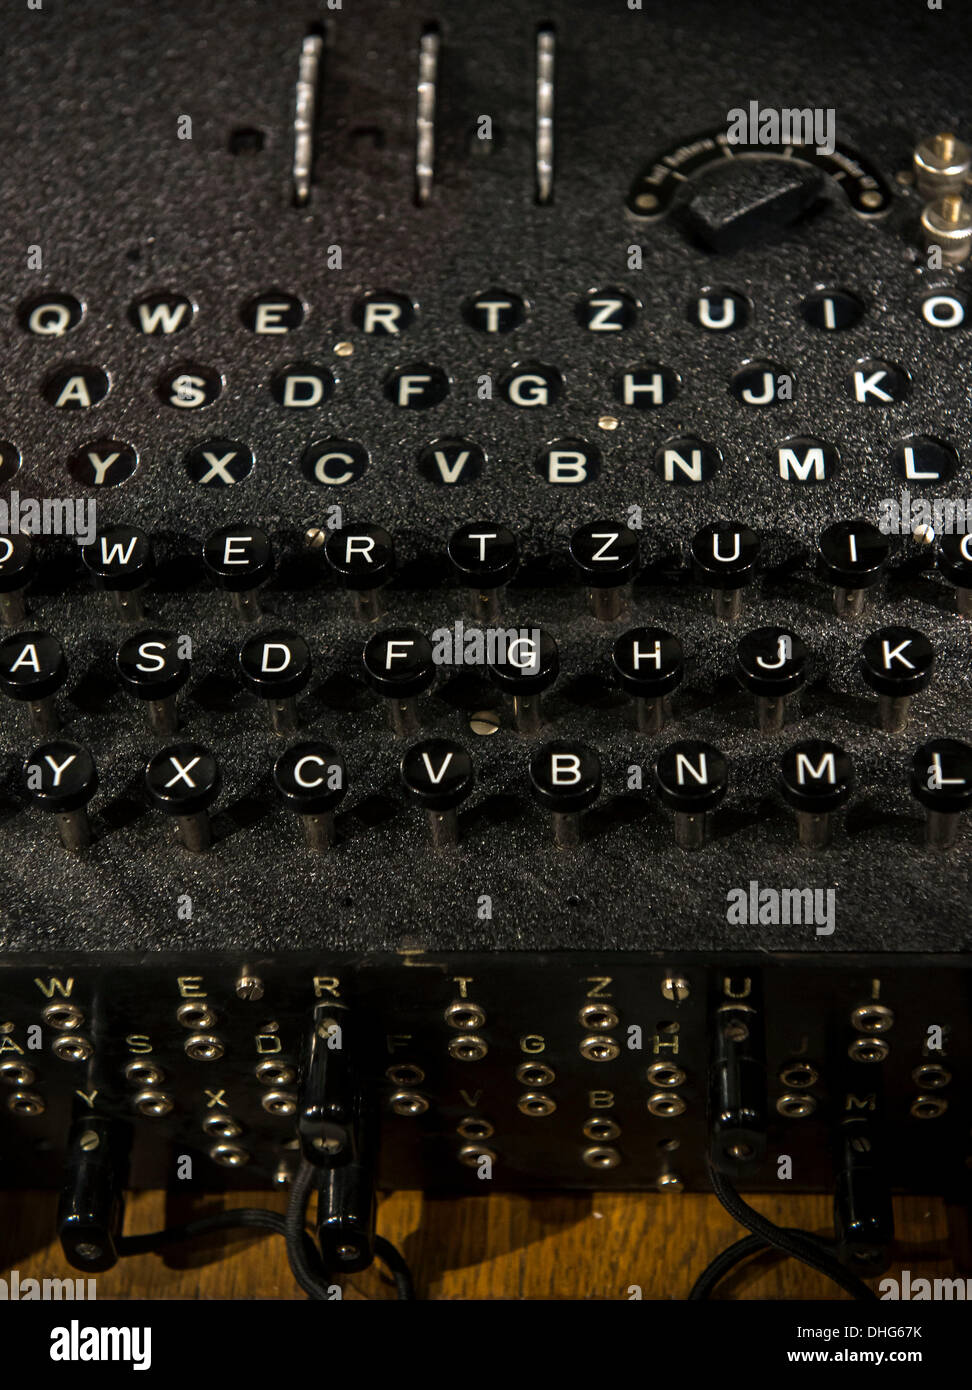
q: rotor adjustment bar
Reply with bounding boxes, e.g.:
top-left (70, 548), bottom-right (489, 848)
top-left (415, 24), bottom-right (440, 205)
top-left (535, 25), bottom-right (555, 204)
top-left (293, 30), bottom-right (324, 206)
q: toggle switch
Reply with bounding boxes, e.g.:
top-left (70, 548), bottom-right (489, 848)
top-left (569, 521), bottom-right (640, 621)
top-left (448, 522), bottom-right (519, 620)
top-left (910, 737), bottom-right (972, 848)
top-left (937, 530), bottom-right (972, 616)
top-left (487, 627), bottom-right (558, 734)
top-left (202, 526), bottom-right (274, 621)
top-left (116, 629), bottom-right (191, 735)
top-left (400, 738), bottom-right (474, 847)
top-left (734, 626), bottom-right (809, 734)
top-left (779, 739), bottom-right (853, 848)
top-left (24, 740), bottom-right (98, 851)
top-left (0, 534), bottom-right (34, 627)
top-left (859, 626), bottom-right (934, 732)
top-left (325, 523), bottom-right (395, 622)
top-left (817, 519), bottom-right (890, 619)
top-left (81, 525), bottom-right (153, 620)
top-left (0, 630), bottom-right (67, 735)
top-left (273, 741), bottom-right (347, 850)
top-left (529, 739), bottom-right (601, 847)
top-left (691, 521), bottom-right (759, 620)
top-left (238, 629), bottom-right (312, 734)
top-left (362, 627), bottom-right (434, 736)
top-left (145, 743), bottom-right (221, 852)
top-left (611, 626), bottom-right (684, 733)
top-left (654, 740), bottom-right (728, 849)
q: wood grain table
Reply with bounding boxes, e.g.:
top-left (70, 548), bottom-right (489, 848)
top-left (2, 1189), bottom-right (967, 1299)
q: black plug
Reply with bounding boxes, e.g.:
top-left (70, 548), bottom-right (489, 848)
top-left (57, 1116), bottom-right (129, 1273)
top-left (833, 1118), bottom-right (894, 1276)
top-left (297, 1002), bottom-right (377, 1273)
top-left (708, 984), bottom-right (767, 1175)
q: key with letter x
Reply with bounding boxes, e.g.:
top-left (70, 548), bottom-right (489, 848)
top-left (145, 743), bottom-right (221, 852)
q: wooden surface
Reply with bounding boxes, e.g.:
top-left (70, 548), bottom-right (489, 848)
top-left (2, 1189), bottom-right (968, 1299)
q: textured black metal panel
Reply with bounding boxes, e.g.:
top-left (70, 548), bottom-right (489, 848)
top-left (0, 0), bottom-right (969, 959)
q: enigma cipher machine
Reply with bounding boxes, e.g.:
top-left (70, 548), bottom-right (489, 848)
top-left (0, 0), bottom-right (971, 1299)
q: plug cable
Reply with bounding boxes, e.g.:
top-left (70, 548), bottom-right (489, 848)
top-left (117, 1168), bottom-right (414, 1300)
top-left (689, 1158), bottom-right (878, 1301)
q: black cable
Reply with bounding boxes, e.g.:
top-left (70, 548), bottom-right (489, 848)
top-left (702, 1158), bottom-right (878, 1302)
top-left (117, 1186), bottom-right (415, 1299)
top-left (119, 1207), bottom-right (290, 1253)
top-left (375, 1234), bottom-right (415, 1300)
top-left (689, 1228), bottom-right (836, 1299)
top-left (285, 1157), bottom-right (334, 1299)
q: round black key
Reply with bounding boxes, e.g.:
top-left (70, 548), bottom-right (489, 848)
top-left (400, 739), bottom-right (474, 810)
top-left (362, 629), bottom-right (434, 698)
top-left (82, 526), bottom-right (152, 591)
top-left (0, 535), bottom-right (33, 592)
top-left (383, 363), bottom-right (450, 408)
top-left (529, 740), bottom-right (601, 813)
top-left (890, 435), bottom-right (958, 485)
top-left (569, 522), bottom-right (640, 588)
top-left (800, 289), bottom-right (865, 331)
top-left (735, 627), bottom-right (809, 697)
top-left (860, 627), bottom-right (934, 697)
top-left (240, 290), bottom-right (305, 334)
top-left (691, 522), bottom-right (760, 589)
top-left (0, 632), bottom-right (66, 701)
top-left (116, 630), bottom-right (191, 700)
top-left (487, 629), bottom-right (558, 695)
top-left (273, 742), bottom-right (347, 814)
top-left (612, 628), bottom-right (683, 697)
top-left (19, 293), bottom-right (85, 337)
top-left (202, 527), bottom-right (274, 592)
top-left (324, 524), bottom-right (395, 590)
top-left (239, 630), bottom-right (312, 699)
top-left (145, 744), bottom-right (221, 816)
top-left (447, 523), bottom-right (518, 588)
top-left (938, 531), bottom-right (972, 587)
top-left (655, 741), bottom-right (728, 813)
top-left (498, 361), bottom-right (563, 407)
top-left (910, 739), bottom-right (972, 813)
top-left (780, 740), bottom-right (853, 814)
top-left (575, 287), bottom-right (640, 332)
top-left (24, 741), bottom-right (97, 812)
top-left (818, 520), bottom-right (889, 589)
top-left (462, 289), bottom-right (526, 334)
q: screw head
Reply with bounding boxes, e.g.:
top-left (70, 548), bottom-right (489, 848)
top-left (657, 1173), bottom-right (684, 1192)
top-left (661, 976), bottom-right (690, 1002)
top-left (236, 975), bottom-right (265, 1001)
